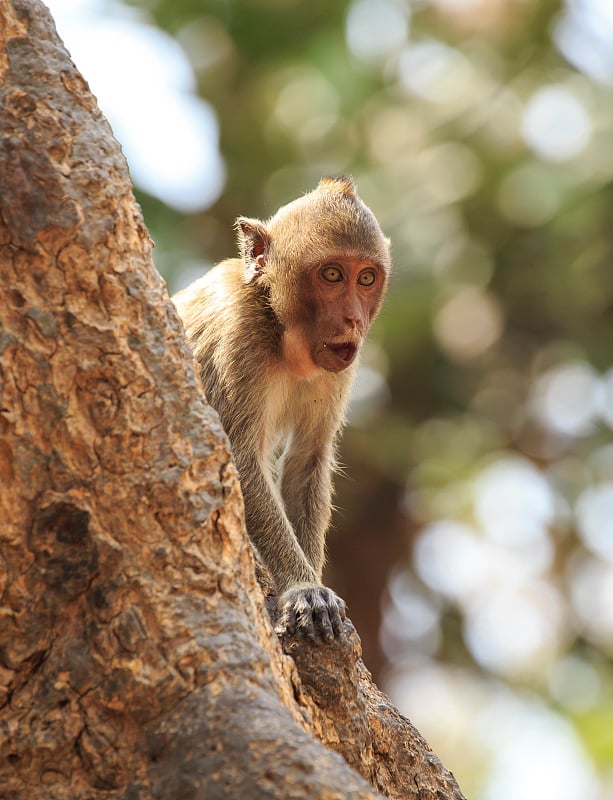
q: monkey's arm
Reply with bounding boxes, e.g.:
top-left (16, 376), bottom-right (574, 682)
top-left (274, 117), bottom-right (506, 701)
top-left (230, 438), bottom-right (346, 643)
top-left (236, 449), bottom-right (320, 588)
top-left (276, 452), bottom-right (346, 642)
top-left (279, 434), bottom-right (335, 579)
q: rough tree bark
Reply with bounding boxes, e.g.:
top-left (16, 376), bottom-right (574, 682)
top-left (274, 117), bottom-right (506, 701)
top-left (0, 2), bottom-right (467, 798)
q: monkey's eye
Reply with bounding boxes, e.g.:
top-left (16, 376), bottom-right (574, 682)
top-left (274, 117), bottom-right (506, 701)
top-left (321, 264), bottom-right (343, 283)
top-left (358, 269), bottom-right (376, 287)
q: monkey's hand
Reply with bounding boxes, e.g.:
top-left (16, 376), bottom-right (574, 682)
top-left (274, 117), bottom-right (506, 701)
top-left (274, 584), bottom-right (347, 643)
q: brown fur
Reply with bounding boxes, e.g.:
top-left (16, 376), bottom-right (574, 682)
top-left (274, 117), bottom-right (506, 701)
top-left (173, 177), bottom-right (391, 641)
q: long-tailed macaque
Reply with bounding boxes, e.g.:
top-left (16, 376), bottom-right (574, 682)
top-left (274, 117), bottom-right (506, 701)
top-left (173, 177), bottom-right (391, 643)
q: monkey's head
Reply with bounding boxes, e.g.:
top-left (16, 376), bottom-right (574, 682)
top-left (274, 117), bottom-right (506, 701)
top-left (236, 177), bottom-right (391, 378)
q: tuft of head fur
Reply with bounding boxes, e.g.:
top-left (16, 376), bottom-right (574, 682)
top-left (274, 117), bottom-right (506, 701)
top-left (317, 175), bottom-right (357, 197)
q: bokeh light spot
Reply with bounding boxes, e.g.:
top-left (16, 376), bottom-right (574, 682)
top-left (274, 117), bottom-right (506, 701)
top-left (532, 361), bottom-right (602, 437)
top-left (569, 553), bottom-right (613, 651)
top-left (481, 696), bottom-right (599, 800)
top-left (414, 520), bottom-right (489, 600)
top-left (554, 0), bottom-right (613, 85)
top-left (474, 457), bottom-right (556, 546)
top-left (464, 582), bottom-right (566, 677)
top-left (433, 287), bottom-right (504, 362)
top-left (346, 0), bottom-right (409, 66)
top-left (600, 368), bottom-right (613, 429)
top-left (398, 40), bottom-right (477, 108)
top-left (272, 68), bottom-right (339, 132)
top-left (380, 569), bottom-right (441, 662)
top-left (575, 483), bottom-right (613, 562)
top-left (521, 85), bottom-right (591, 162)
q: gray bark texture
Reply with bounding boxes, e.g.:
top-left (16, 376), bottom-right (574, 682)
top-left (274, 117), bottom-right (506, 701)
top-left (0, 2), bottom-right (467, 798)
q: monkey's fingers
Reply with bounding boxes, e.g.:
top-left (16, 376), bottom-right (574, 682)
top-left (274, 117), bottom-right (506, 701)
top-left (311, 601), bottom-right (334, 643)
top-left (283, 589), bottom-right (316, 639)
top-left (298, 587), bottom-right (339, 643)
top-left (295, 601), bottom-right (317, 642)
top-left (306, 587), bottom-right (344, 641)
top-left (328, 595), bottom-right (346, 639)
top-left (279, 602), bottom-right (298, 637)
top-left (275, 589), bottom-right (311, 638)
top-left (320, 590), bottom-right (346, 639)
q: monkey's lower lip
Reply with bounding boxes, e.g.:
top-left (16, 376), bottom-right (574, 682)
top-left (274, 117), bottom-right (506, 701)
top-left (328, 343), bottom-right (357, 364)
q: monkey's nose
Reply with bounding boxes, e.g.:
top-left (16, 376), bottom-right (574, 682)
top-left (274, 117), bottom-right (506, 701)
top-left (344, 315), bottom-right (360, 330)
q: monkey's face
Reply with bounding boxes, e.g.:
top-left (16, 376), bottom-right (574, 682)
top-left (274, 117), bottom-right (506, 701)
top-left (238, 177), bottom-right (391, 379)
top-left (281, 257), bottom-right (387, 378)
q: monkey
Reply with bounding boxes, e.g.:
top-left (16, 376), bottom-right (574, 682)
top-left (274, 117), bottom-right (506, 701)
top-left (173, 176), bottom-right (391, 643)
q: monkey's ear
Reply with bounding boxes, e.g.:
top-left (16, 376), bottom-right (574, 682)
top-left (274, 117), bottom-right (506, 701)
top-left (235, 217), bottom-right (271, 283)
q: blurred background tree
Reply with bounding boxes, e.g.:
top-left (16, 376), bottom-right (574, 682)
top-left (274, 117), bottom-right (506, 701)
top-left (49, 0), bottom-right (613, 797)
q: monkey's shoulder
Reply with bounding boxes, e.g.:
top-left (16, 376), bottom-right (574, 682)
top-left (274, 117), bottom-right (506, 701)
top-left (173, 259), bottom-right (266, 341)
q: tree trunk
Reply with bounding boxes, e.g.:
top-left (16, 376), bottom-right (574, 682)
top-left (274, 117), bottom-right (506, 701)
top-left (0, 2), bottom-right (466, 798)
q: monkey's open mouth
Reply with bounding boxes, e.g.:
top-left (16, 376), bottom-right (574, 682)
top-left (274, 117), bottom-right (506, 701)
top-left (328, 342), bottom-right (357, 364)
